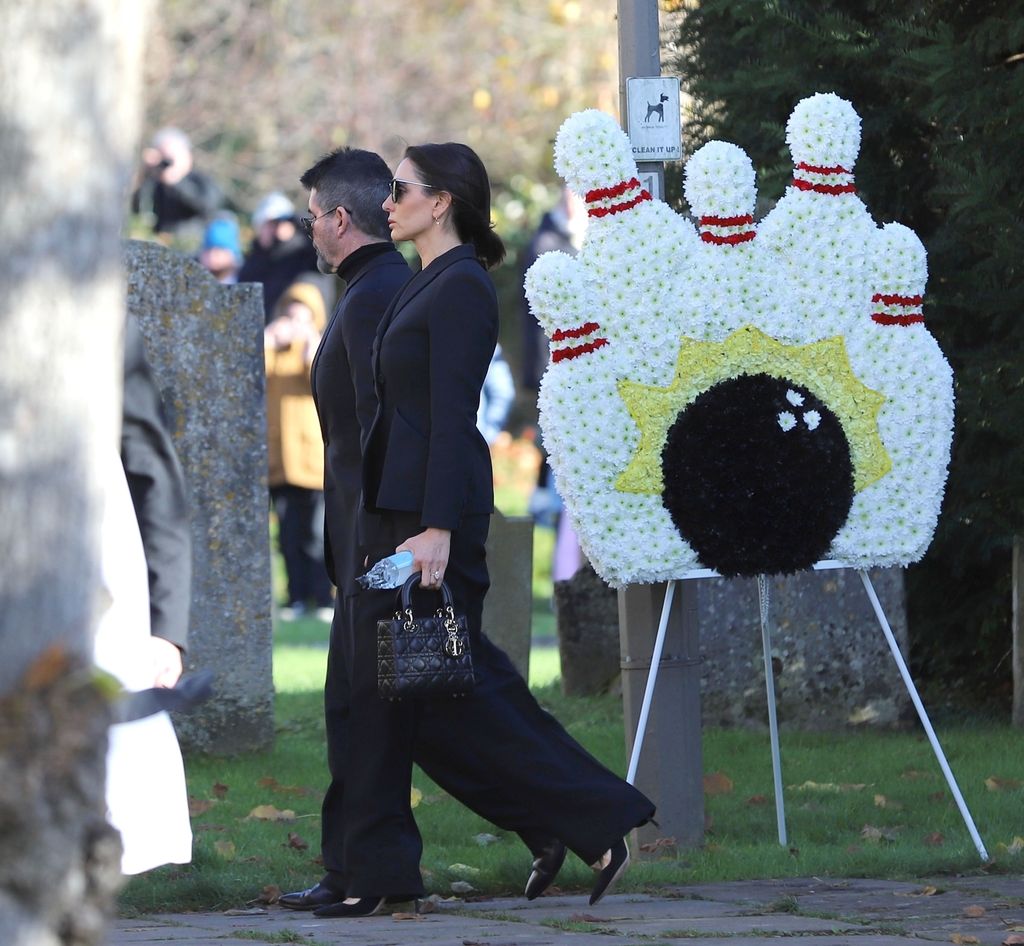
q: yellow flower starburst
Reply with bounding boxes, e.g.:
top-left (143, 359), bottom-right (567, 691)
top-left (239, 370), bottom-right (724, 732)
top-left (616, 325), bottom-right (890, 495)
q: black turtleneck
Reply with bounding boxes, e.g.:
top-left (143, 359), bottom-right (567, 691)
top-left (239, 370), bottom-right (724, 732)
top-left (335, 241), bottom-right (396, 283)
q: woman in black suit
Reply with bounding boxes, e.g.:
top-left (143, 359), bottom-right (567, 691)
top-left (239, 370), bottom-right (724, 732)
top-left (320, 143), bottom-right (655, 919)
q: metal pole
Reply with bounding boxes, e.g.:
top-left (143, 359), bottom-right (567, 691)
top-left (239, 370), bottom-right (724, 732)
top-left (756, 575), bottom-right (787, 846)
top-left (858, 570), bottom-right (989, 861)
top-left (617, 0), bottom-right (665, 199)
top-left (626, 580), bottom-right (675, 784)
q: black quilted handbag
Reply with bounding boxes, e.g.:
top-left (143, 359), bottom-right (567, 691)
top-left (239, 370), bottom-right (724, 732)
top-left (377, 573), bottom-right (475, 699)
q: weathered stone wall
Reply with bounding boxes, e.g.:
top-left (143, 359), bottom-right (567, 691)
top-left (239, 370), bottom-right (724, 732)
top-left (124, 239), bottom-right (274, 753)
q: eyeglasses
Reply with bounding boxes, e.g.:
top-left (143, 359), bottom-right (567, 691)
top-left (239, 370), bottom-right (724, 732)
top-left (389, 178), bottom-right (436, 204)
top-left (299, 205), bottom-right (343, 237)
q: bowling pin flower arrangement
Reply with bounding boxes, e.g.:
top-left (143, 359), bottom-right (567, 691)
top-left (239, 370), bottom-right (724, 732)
top-left (527, 94), bottom-right (954, 586)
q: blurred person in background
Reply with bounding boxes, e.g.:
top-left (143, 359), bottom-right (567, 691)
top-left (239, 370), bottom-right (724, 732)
top-left (476, 342), bottom-right (515, 446)
top-left (198, 215), bottom-right (242, 284)
top-left (239, 191), bottom-right (324, 323)
top-left (265, 281), bottom-right (334, 621)
top-left (132, 127), bottom-right (224, 245)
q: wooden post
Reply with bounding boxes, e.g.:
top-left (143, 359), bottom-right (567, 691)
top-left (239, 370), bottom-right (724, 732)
top-left (1013, 536), bottom-right (1023, 727)
top-left (616, 0), bottom-right (704, 850)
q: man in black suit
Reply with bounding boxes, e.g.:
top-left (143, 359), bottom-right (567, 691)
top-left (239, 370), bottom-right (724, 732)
top-left (279, 149), bottom-right (563, 913)
top-left (121, 312), bottom-right (191, 679)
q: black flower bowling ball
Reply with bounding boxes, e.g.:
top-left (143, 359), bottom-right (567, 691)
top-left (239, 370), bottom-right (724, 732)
top-left (661, 373), bottom-right (854, 577)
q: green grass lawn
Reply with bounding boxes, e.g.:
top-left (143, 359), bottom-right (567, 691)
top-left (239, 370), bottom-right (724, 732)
top-left (119, 615), bottom-right (1024, 914)
top-left (121, 442), bottom-right (1023, 913)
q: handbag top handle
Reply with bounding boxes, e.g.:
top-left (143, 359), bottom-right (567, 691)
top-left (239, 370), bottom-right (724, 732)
top-left (397, 572), bottom-right (456, 614)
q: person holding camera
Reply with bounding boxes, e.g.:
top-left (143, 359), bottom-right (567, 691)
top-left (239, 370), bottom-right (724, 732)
top-left (132, 127), bottom-right (224, 241)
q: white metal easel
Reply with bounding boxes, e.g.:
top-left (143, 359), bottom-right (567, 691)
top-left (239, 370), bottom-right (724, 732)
top-left (625, 562), bottom-right (989, 861)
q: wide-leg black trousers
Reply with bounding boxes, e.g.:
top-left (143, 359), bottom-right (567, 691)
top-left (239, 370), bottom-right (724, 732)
top-left (321, 511), bottom-right (654, 898)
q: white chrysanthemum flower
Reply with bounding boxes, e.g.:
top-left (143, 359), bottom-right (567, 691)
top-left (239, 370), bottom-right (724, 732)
top-left (554, 109), bottom-right (637, 194)
top-left (684, 140), bottom-right (756, 219)
top-left (786, 92), bottom-right (862, 170)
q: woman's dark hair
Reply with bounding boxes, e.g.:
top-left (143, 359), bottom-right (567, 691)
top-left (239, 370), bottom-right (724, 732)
top-left (404, 143), bottom-right (506, 269)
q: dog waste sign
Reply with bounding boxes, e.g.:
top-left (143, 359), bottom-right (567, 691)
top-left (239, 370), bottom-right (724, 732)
top-left (626, 77), bottom-right (682, 161)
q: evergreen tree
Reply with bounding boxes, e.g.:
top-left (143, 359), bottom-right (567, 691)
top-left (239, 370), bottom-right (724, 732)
top-left (668, 0), bottom-right (1024, 709)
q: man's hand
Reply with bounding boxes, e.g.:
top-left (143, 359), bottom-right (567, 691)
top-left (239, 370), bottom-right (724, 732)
top-left (150, 637), bottom-right (184, 688)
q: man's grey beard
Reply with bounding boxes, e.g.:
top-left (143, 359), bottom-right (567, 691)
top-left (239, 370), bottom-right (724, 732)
top-left (315, 250), bottom-right (336, 275)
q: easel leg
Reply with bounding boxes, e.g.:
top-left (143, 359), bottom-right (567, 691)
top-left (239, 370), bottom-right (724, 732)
top-left (757, 575), bottom-right (787, 846)
top-left (858, 570), bottom-right (989, 861)
top-left (627, 581), bottom-right (676, 785)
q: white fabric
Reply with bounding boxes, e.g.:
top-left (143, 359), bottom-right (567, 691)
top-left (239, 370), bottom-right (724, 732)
top-left (94, 452), bottom-right (193, 875)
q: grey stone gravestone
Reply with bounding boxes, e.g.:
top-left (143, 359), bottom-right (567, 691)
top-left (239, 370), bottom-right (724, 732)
top-left (483, 511), bottom-right (533, 681)
top-left (585, 565), bottom-right (910, 728)
top-left (697, 567), bottom-right (910, 729)
top-left (123, 239), bottom-right (274, 754)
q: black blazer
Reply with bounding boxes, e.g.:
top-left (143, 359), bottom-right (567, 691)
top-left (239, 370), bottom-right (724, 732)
top-left (121, 313), bottom-right (192, 652)
top-left (362, 244), bottom-right (497, 532)
top-left (311, 245), bottom-right (411, 588)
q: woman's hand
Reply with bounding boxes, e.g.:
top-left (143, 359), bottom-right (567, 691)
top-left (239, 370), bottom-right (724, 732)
top-left (398, 528), bottom-right (451, 590)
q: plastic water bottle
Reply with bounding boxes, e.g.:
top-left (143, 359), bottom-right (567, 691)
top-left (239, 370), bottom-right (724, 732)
top-left (356, 550), bottom-right (415, 590)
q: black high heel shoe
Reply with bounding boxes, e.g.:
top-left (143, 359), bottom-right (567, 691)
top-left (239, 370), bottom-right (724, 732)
top-left (525, 839), bottom-right (567, 900)
top-left (589, 838), bottom-right (629, 905)
top-left (313, 896), bottom-right (386, 918)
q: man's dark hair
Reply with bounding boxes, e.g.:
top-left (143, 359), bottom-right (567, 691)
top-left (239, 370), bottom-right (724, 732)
top-left (299, 148), bottom-right (392, 241)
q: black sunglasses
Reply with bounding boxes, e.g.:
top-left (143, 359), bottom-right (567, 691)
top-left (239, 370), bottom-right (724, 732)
top-left (389, 178), bottom-right (436, 204)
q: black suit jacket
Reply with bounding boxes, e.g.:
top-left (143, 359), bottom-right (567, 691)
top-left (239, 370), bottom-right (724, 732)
top-left (311, 245), bottom-right (412, 588)
top-left (121, 313), bottom-right (192, 651)
top-left (362, 244), bottom-right (497, 532)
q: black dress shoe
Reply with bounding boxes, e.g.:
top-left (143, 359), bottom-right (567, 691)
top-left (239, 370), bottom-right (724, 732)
top-left (313, 896), bottom-right (386, 918)
top-left (279, 883), bottom-right (345, 911)
top-left (589, 838), bottom-right (629, 905)
top-left (524, 839), bottom-right (567, 900)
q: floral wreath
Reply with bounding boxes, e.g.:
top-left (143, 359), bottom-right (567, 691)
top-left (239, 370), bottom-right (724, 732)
top-left (526, 94), bottom-right (954, 586)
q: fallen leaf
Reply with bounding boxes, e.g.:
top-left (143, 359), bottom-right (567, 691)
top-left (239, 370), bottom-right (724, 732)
top-left (222, 907), bottom-right (265, 916)
top-left (246, 804), bottom-right (295, 822)
top-left (188, 796), bottom-right (214, 817)
top-left (569, 913), bottom-right (605, 922)
top-left (391, 912), bottom-right (425, 921)
top-left (473, 833), bottom-right (500, 846)
top-left (962, 905), bottom-right (986, 918)
top-left (213, 839), bottom-right (236, 860)
top-left (986, 776), bottom-right (1023, 792)
top-left (929, 791), bottom-right (948, 802)
top-left (1006, 836), bottom-right (1024, 854)
top-left (638, 837), bottom-right (677, 854)
top-left (1002, 934), bottom-right (1024, 945)
top-left (951, 934), bottom-right (980, 945)
top-left (258, 776), bottom-right (280, 789)
top-left (900, 769), bottom-right (936, 781)
top-left (747, 794), bottom-right (770, 806)
top-left (450, 880), bottom-right (475, 894)
top-left (256, 885), bottom-right (281, 904)
top-left (410, 787), bottom-right (423, 808)
top-left (923, 832), bottom-right (945, 847)
top-left (906, 885), bottom-right (939, 897)
top-left (792, 780), bottom-right (867, 793)
top-left (874, 794), bottom-right (903, 810)
top-left (286, 832), bottom-right (308, 850)
top-left (448, 863), bottom-right (480, 876)
top-left (212, 782), bottom-right (229, 799)
top-left (703, 772), bottom-right (733, 795)
top-left (415, 899), bottom-right (437, 914)
top-left (788, 846), bottom-right (800, 857)
top-left (860, 824), bottom-right (900, 844)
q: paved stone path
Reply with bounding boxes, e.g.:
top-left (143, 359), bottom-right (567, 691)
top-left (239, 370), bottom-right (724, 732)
top-left (110, 875), bottom-right (1024, 945)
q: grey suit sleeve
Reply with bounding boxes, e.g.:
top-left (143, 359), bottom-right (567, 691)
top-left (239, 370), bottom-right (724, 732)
top-left (120, 314), bottom-right (192, 652)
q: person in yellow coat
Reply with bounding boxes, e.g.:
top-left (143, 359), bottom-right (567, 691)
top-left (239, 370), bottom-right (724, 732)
top-left (265, 281), bottom-right (334, 620)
